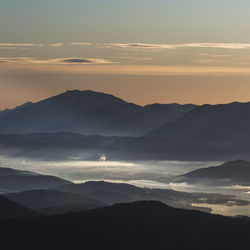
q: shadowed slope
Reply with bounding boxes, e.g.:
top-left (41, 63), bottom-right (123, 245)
top-left (0, 201), bottom-right (250, 249)
top-left (0, 196), bottom-right (38, 221)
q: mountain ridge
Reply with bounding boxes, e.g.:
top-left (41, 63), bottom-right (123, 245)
top-left (0, 89), bottom-right (197, 136)
top-left (176, 159), bottom-right (250, 185)
top-left (0, 200), bottom-right (250, 249)
top-left (148, 101), bottom-right (250, 141)
top-left (0, 195), bottom-right (38, 221)
top-left (2, 89), bottom-right (250, 142)
top-left (0, 166), bottom-right (71, 193)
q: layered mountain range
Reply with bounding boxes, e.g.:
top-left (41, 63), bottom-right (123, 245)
top-left (0, 89), bottom-right (196, 136)
top-left (0, 167), bottom-right (70, 193)
top-left (0, 162), bottom-right (249, 249)
top-left (1, 90), bottom-right (250, 160)
top-left (176, 159), bottom-right (250, 185)
top-left (1, 89), bottom-right (250, 142)
top-left (0, 200), bottom-right (250, 249)
top-left (1, 165), bottom-right (248, 217)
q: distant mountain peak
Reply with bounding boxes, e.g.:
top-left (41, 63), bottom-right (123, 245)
top-left (61, 89), bottom-right (118, 97)
top-left (64, 89), bottom-right (95, 95)
top-left (222, 159), bottom-right (250, 167)
top-left (179, 159), bottom-right (250, 185)
top-left (52, 89), bottom-right (131, 105)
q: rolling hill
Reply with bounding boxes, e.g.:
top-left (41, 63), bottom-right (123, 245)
top-left (56, 181), bottom-right (248, 209)
top-left (176, 159), bottom-right (250, 185)
top-left (0, 167), bottom-right (70, 193)
top-left (0, 201), bottom-right (249, 249)
top-left (5, 189), bottom-right (105, 210)
top-left (0, 196), bottom-right (38, 221)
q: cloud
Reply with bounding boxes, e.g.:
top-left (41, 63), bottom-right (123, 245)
top-left (197, 59), bottom-right (229, 64)
top-left (109, 43), bottom-right (175, 49)
top-left (71, 42), bottom-right (92, 46)
top-left (0, 57), bottom-right (112, 65)
top-left (0, 47), bottom-right (18, 50)
top-left (60, 58), bottom-right (94, 64)
top-left (56, 58), bottom-right (111, 64)
top-left (0, 57), bottom-right (33, 62)
top-left (49, 43), bottom-right (64, 47)
top-left (107, 43), bottom-right (250, 50)
top-left (135, 57), bottom-right (154, 61)
top-left (0, 43), bottom-right (42, 47)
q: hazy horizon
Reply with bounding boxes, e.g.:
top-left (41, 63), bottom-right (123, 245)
top-left (3, 84), bottom-right (250, 110)
top-left (2, 1), bottom-right (250, 109)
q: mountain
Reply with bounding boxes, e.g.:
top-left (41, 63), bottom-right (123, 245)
top-left (39, 203), bottom-right (102, 216)
top-left (2, 91), bottom-right (250, 155)
top-left (7, 181), bottom-right (244, 216)
top-left (5, 189), bottom-right (104, 210)
top-left (56, 181), bottom-right (142, 204)
top-left (148, 102), bottom-right (250, 142)
top-left (0, 90), bottom-right (196, 136)
top-left (56, 181), bottom-right (248, 210)
top-left (176, 159), bottom-right (250, 185)
top-left (0, 201), bottom-right (250, 249)
top-left (0, 90), bottom-right (140, 134)
top-left (0, 167), bottom-right (34, 177)
top-left (0, 195), bottom-right (38, 221)
top-left (0, 167), bottom-right (70, 193)
top-left (0, 102), bottom-right (33, 118)
top-left (100, 103), bottom-right (196, 136)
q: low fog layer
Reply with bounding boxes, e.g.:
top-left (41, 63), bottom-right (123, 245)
top-left (0, 155), bottom-right (220, 184)
top-left (1, 155), bottom-right (250, 216)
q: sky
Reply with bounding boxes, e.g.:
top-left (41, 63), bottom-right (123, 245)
top-left (1, 0), bottom-right (250, 109)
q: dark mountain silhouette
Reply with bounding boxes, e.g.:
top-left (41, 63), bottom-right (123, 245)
top-left (56, 181), bottom-right (142, 204)
top-left (0, 167), bottom-right (70, 193)
top-left (0, 90), bottom-right (140, 134)
top-left (0, 201), bottom-right (250, 249)
top-left (0, 167), bottom-right (34, 176)
top-left (3, 90), bottom-right (250, 141)
top-left (7, 180), bottom-right (244, 216)
top-left (5, 189), bottom-right (105, 210)
top-left (56, 181), bottom-right (248, 209)
top-left (39, 203), bottom-right (102, 215)
top-left (101, 103), bottom-right (196, 136)
top-left (0, 195), bottom-right (38, 221)
top-left (0, 90), bottom-right (196, 136)
top-left (148, 101), bottom-right (250, 142)
top-left (0, 102), bottom-right (33, 118)
top-left (176, 159), bottom-right (250, 185)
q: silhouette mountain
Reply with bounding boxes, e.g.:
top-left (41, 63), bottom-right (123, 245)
top-left (56, 181), bottom-right (248, 209)
top-left (0, 90), bottom-right (196, 136)
top-left (0, 167), bottom-right (70, 193)
top-left (2, 90), bottom-right (250, 142)
top-left (0, 90), bottom-right (140, 134)
top-left (56, 181), bottom-right (142, 204)
top-left (39, 203), bottom-right (102, 216)
top-left (0, 102), bottom-right (33, 118)
top-left (102, 103), bottom-right (196, 136)
top-left (0, 201), bottom-right (250, 249)
top-left (148, 102), bottom-right (250, 142)
top-left (177, 159), bottom-right (250, 185)
top-left (0, 196), bottom-right (38, 221)
top-left (5, 189), bottom-right (105, 210)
